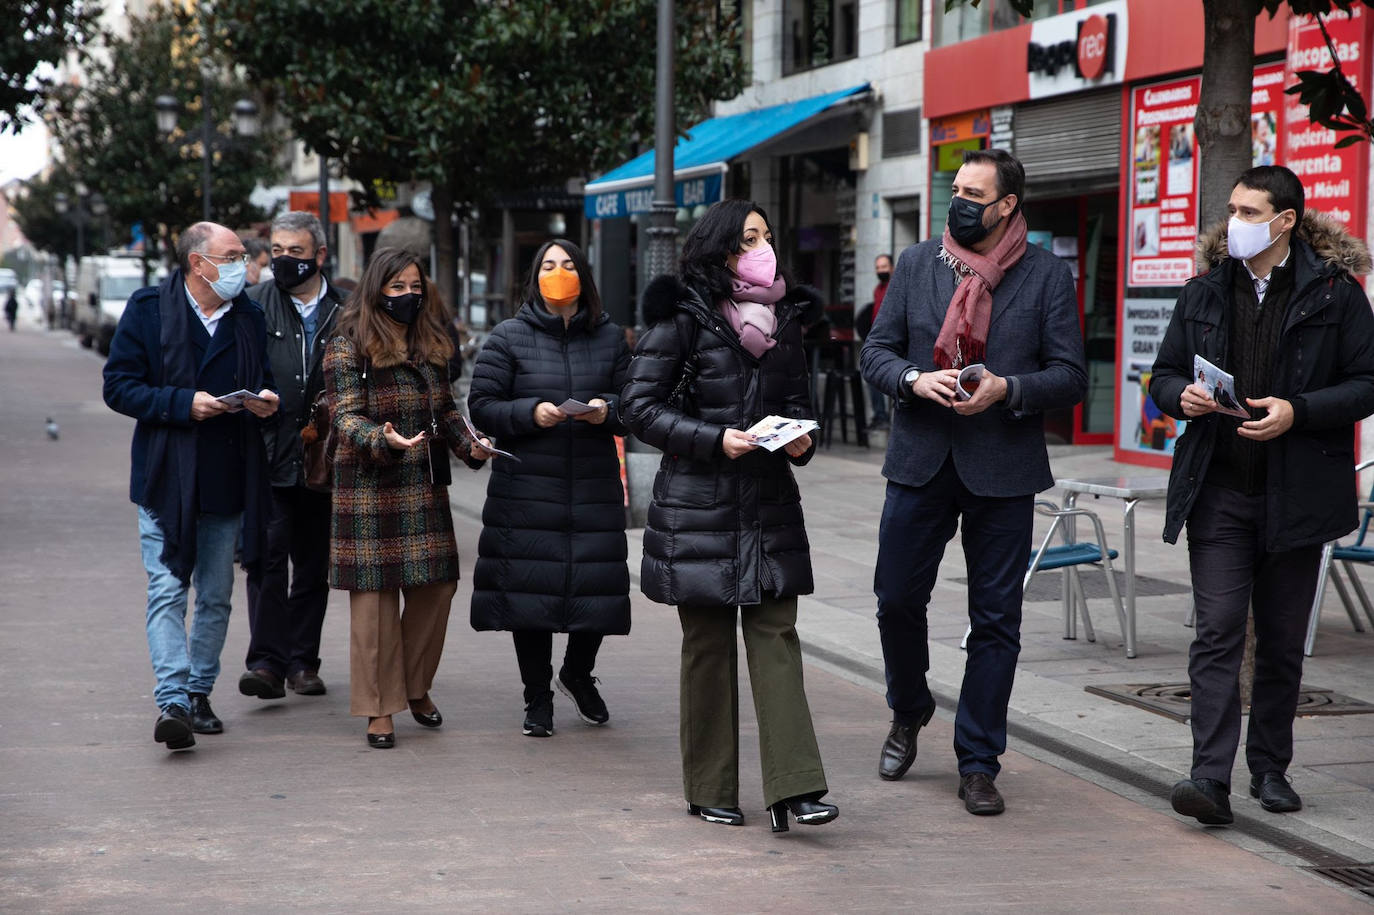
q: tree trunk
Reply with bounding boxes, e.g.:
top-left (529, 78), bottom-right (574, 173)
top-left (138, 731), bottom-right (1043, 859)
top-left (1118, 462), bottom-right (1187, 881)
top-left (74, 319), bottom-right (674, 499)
top-left (431, 182), bottom-right (457, 316)
top-left (1196, 0), bottom-right (1258, 229)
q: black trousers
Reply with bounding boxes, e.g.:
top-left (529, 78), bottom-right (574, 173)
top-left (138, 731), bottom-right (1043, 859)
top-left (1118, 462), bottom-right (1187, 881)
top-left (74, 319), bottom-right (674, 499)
top-left (244, 485), bottom-right (332, 677)
top-left (874, 457), bottom-right (1033, 778)
top-left (512, 630), bottom-right (603, 703)
top-left (1185, 484), bottom-right (1320, 783)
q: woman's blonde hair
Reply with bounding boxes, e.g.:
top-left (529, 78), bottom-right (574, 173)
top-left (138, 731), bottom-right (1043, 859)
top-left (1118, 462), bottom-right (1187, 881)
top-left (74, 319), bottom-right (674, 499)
top-left (335, 247), bottom-right (453, 368)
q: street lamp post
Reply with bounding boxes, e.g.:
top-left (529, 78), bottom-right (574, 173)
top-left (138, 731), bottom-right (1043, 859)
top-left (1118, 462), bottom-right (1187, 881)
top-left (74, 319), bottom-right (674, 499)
top-left (52, 184), bottom-right (105, 330)
top-left (643, 0), bottom-right (677, 329)
top-left (154, 86), bottom-right (259, 224)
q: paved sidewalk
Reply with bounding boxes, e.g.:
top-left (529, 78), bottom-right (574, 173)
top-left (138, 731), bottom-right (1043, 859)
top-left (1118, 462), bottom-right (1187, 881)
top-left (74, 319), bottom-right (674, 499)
top-left (1, 327), bottom-right (1370, 911)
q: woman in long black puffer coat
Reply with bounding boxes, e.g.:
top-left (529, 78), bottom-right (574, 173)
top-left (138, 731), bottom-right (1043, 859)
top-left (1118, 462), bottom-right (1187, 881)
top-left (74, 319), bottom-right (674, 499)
top-left (468, 238), bottom-right (631, 738)
top-left (621, 199), bottom-right (838, 834)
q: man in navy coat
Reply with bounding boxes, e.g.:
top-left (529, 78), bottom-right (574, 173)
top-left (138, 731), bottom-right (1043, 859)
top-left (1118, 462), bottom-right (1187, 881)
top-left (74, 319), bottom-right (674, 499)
top-left (861, 150), bottom-right (1086, 815)
top-left (103, 222), bottom-right (278, 750)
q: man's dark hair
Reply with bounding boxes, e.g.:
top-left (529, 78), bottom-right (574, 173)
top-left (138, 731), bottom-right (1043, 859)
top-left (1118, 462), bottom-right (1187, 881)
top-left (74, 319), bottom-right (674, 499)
top-left (680, 198), bottom-right (776, 302)
top-left (243, 237), bottom-right (270, 259)
top-left (962, 148), bottom-right (1026, 215)
top-left (1235, 165), bottom-right (1305, 224)
top-left (176, 222), bottom-right (216, 274)
top-left (876, 253), bottom-right (893, 263)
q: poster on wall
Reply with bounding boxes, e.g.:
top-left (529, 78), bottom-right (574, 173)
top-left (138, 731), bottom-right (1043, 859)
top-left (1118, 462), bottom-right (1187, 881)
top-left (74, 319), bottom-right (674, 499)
top-left (1117, 297), bottom-right (1185, 456)
top-left (1127, 77), bottom-right (1200, 287)
top-left (1283, 10), bottom-right (1371, 232)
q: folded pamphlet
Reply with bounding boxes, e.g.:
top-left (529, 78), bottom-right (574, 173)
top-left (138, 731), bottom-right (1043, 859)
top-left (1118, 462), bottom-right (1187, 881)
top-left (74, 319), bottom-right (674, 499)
top-left (557, 398), bottom-right (599, 416)
top-left (1192, 354), bottom-right (1250, 419)
top-left (744, 415), bottom-right (820, 452)
top-left (956, 363), bottom-right (985, 401)
top-left (215, 389), bottom-right (269, 410)
top-left (461, 413), bottom-right (521, 461)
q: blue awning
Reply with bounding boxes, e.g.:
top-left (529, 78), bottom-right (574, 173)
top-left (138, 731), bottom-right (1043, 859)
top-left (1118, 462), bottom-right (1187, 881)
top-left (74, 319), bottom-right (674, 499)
top-left (585, 84), bottom-right (869, 220)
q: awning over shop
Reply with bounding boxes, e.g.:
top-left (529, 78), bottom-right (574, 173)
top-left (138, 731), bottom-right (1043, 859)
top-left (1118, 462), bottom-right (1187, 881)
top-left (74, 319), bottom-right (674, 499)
top-left (584, 84), bottom-right (870, 220)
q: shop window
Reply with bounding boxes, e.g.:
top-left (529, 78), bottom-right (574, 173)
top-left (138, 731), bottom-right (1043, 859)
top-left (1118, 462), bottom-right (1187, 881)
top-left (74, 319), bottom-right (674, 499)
top-left (935, 0), bottom-right (1101, 46)
top-left (782, 0), bottom-right (859, 74)
top-left (882, 107), bottom-right (923, 158)
top-left (895, 0), bottom-right (921, 45)
top-left (718, 0), bottom-right (753, 75)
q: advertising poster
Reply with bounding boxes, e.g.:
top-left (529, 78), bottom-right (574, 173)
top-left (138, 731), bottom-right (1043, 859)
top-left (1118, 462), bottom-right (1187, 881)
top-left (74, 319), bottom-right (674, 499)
top-left (1127, 76), bottom-right (1200, 287)
top-left (1283, 10), bottom-right (1371, 231)
top-left (1117, 297), bottom-right (1185, 456)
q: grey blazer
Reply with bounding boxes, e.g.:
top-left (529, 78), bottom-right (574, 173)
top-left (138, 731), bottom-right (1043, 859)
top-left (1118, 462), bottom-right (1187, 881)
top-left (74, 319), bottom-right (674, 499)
top-left (860, 238), bottom-right (1087, 498)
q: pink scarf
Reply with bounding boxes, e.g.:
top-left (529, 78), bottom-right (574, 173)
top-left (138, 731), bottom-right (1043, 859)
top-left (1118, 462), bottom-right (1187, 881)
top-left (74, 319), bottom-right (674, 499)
top-left (721, 276), bottom-right (787, 359)
top-left (933, 213), bottom-right (1028, 369)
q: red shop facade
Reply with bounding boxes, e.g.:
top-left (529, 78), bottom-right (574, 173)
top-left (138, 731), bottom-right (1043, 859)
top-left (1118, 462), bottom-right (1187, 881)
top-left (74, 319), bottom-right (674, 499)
top-left (923, 0), bottom-right (1373, 466)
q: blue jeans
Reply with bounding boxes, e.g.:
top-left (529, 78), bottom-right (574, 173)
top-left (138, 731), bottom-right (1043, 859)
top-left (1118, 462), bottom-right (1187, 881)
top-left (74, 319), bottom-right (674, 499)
top-left (138, 506), bottom-right (241, 710)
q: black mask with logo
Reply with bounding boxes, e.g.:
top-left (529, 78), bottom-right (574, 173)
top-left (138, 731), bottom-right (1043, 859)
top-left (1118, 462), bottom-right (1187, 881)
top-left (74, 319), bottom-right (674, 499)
top-left (272, 254), bottom-right (320, 289)
top-left (946, 195), bottom-right (1007, 247)
top-left (380, 292), bottom-right (423, 325)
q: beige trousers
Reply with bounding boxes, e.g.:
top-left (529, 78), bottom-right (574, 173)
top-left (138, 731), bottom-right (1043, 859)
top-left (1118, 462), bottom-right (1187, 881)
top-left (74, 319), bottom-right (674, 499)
top-left (349, 581), bottom-right (456, 718)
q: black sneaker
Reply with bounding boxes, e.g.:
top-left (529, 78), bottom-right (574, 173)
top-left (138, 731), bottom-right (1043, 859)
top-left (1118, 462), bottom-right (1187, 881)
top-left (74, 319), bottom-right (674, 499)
top-left (556, 667), bottom-right (609, 725)
top-left (522, 691), bottom-right (555, 737)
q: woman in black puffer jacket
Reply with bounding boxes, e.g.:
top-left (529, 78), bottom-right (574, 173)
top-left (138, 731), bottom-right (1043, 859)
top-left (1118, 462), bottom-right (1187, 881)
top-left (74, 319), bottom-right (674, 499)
top-left (468, 239), bottom-right (631, 738)
top-left (621, 199), bottom-right (837, 834)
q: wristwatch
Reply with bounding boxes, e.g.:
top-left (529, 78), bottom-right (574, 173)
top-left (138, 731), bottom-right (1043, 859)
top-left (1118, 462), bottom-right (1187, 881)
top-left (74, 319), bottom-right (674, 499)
top-left (902, 368), bottom-right (921, 390)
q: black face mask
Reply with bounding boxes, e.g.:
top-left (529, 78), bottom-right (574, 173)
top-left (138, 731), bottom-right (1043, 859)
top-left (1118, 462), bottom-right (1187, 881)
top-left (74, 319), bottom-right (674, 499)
top-left (272, 254), bottom-right (320, 289)
top-left (876, 271), bottom-right (891, 283)
top-left (947, 195), bottom-right (1006, 247)
top-left (381, 292), bottom-right (423, 325)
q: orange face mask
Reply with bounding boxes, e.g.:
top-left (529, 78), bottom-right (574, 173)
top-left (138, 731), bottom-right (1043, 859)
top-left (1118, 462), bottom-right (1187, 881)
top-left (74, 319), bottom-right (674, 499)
top-left (539, 268), bottom-right (581, 307)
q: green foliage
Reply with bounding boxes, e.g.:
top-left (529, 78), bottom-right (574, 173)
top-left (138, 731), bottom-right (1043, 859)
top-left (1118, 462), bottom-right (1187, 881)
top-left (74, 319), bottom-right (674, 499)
top-left (0, 1), bottom-right (100, 134)
top-left (12, 164), bottom-right (83, 262)
top-left (47, 5), bottom-right (280, 250)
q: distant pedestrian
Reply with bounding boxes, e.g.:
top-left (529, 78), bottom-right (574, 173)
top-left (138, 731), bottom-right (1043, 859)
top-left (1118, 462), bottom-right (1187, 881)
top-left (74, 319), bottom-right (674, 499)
top-left (865, 253), bottom-right (893, 428)
top-left (322, 247), bottom-right (491, 748)
top-left (244, 236), bottom-right (271, 286)
top-left (1152, 166), bottom-right (1374, 825)
top-left (4, 289), bottom-right (17, 331)
top-left (622, 198), bottom-right (838, 833)
top-left (102, 221), bottom-right (280, 751)
top-left (468, 238), bottom-right (631, 738)
top-left (239, 212), bottom-right (345, 703)
top-left (861, 149), bottom-right (1087, 815)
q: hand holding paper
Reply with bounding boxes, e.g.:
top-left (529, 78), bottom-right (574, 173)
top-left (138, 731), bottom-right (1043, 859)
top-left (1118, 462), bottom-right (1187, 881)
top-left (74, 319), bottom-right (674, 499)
top-left (744, 415), bottom-right (820, 452)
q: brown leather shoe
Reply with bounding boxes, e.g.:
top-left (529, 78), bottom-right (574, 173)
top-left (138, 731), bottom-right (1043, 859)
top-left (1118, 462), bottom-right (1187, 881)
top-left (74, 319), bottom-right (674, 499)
top-left (958, 772), bottom-right (1005, 816)
top-left (238, 668), bottom-right (286, 700)
top-left (287, 670), bottom-right (327, 696)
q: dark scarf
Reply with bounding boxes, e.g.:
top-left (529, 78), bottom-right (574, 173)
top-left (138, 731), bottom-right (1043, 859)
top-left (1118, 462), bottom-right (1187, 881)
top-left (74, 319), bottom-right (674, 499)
top-left (143, 269), bottom-right (268, 583)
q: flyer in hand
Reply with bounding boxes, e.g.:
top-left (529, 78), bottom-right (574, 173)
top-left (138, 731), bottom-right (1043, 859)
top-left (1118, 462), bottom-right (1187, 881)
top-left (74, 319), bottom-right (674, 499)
top-left (461, 414), bottom-right (521, 461)
top-left (956, 363), bottom-right (986, 401)
top-left (745, 415), bottom-right (820, 452)
top-left (557, 398), bottom-right (599, 416)
top-left (1192, 354), bottom-right (1250, 418)
top-left (214, 389), bottom-right (269, 410)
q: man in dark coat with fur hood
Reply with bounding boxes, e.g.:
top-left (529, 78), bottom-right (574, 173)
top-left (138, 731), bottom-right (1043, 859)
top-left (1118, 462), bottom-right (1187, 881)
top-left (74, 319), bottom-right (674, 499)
top-left (1150, 165), bottom-right (1374, 825)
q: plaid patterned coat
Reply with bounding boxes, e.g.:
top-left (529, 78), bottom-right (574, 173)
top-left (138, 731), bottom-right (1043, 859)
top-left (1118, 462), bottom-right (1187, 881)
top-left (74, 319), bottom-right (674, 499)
top-left (324, 335), bottom-right (482, 592)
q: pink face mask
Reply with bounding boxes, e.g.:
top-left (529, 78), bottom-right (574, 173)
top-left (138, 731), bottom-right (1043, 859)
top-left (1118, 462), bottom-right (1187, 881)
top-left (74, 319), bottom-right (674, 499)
top-left (734, 242), bottom-right (777, 287)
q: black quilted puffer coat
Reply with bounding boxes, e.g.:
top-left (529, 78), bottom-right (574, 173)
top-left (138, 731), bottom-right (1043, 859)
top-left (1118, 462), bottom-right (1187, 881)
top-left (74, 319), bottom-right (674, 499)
top-left (468, 302), bottom-right (632, 633)
top-left (621, 274), bottom-right (819, 608)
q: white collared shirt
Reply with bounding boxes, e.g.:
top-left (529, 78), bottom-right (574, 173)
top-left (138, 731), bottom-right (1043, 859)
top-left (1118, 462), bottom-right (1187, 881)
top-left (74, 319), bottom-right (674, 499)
top-left (1244, 249), bottom-right (1291, 304)
top-left (185, 284), bottom-right (232, 337)
top-left (290, 276), bottom-right (328, 323)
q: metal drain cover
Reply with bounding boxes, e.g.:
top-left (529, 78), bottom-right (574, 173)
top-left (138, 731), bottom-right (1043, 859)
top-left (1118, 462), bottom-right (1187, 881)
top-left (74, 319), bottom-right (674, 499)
top-left (1305, 864), bottom-right (1374, 897)
top-left (1083, 683), bottom-right (1374, 723)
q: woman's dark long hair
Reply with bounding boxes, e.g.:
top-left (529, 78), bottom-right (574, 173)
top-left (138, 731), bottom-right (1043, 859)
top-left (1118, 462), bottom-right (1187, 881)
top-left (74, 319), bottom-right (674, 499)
top-left (523, 237), bottom-right (602, 323)
top-left (334, 246), bottom-right (454, 368)
top-left (679, 199), bottom-right (775, 302)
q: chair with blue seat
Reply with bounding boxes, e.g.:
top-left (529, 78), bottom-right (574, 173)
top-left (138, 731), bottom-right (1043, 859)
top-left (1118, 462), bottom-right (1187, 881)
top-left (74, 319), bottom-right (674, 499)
top-left (1305, 458), bottom-right (1374, 656)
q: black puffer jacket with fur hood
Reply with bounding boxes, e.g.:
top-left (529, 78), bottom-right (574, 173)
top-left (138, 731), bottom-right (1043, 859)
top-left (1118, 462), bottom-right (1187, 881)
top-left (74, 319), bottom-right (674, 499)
top-left (621, 275), bottom-right (822, 607)
top-left (1150, 211), bottom-right (1374, 550)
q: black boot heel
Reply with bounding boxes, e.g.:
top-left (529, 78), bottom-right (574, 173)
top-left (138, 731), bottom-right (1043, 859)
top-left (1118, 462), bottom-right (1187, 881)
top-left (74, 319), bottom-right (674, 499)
top-left (688, 804), bottom-right (744, 826)
top-left (768, 802), bottom-right (789, 833)
top-left (771, 795), bottom-right (839, 832)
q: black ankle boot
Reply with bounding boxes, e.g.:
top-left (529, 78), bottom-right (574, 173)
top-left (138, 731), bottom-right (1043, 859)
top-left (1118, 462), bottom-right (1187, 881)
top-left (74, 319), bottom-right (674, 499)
top-left (768, 794), bottom-right (839, 833)
top-left (687, 803), bottom-right (744, 826)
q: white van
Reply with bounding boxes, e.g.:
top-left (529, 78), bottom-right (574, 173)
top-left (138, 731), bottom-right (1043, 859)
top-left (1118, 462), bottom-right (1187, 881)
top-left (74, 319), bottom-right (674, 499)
top-left (76, 256), bottom-right (160, 355)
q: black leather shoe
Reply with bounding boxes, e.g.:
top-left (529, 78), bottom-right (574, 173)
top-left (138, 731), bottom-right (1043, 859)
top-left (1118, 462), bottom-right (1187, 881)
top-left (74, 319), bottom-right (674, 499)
top-left (688, 804), bottom-right (744, 826)
top-left (188, 693), bottom-right (222, 734)
top-left (287, 670), bottom-right (327, 696)
top-left (409, 695), bottom-right (442, 728)
top-left (239, 668), bottom-right (286, 700)
top-left (878, 705), bottom-right (935, 781)
top-left (154, 705), bottom-right (195, 750)
top-left (367, 717), bottom-right (395, 749)
top-left (958, 772), bottom-right (1006, 816)
top-left (1171, 777), bottom-right (1233, 825)
top-left (1250, 772), bottom-right (1302, 813)
top-left (768, 794), bottom-right (839, 833)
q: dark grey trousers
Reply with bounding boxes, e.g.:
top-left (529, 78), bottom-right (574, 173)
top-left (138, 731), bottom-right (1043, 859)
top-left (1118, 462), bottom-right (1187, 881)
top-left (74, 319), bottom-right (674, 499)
top-left (1185, 484), bottom-right (1321, 784)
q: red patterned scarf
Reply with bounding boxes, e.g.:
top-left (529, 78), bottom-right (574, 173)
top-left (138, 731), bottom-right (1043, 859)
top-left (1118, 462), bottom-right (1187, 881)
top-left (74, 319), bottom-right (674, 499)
top-left (933, 212), bottom-right (1028, 369)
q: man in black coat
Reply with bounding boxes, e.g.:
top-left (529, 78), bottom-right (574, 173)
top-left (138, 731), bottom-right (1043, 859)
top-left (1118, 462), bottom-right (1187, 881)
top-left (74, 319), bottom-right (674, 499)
top-left (103, 222), bottom-right (278, 749)
top-left (1150, 166), bottom-right (1374, 825)
top-left (240, 212), bottom-right (345, 701)
top-left (861, 149), bottom-right (1086, 815)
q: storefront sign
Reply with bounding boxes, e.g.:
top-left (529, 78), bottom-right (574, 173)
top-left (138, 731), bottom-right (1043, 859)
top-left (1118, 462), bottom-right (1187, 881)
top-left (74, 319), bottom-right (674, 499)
top-left (1027, 0), bottom-right (1128, 100)
top-left (990, 106), bottom-right (1014, 151)
top-left (583, 172), bottom-right (723, 220)
top-left (288, 191), bottom-right (350, 223)
top-left (1283, 10), bottom-right (1371, 231)
top-left (929, 110), bottom-right (990, 145)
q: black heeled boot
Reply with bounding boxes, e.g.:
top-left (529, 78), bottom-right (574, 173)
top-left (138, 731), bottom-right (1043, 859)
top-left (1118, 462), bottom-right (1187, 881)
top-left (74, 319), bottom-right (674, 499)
top-left (768, 795), bottom-right (839, 833)
top-left (687, 803), bottom-right (744, 826)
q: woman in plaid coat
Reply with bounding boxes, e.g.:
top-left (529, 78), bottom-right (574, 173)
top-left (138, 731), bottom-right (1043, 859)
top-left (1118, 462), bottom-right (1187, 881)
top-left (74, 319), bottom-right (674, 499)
top-left (323, 247), bottom-right (490, 748)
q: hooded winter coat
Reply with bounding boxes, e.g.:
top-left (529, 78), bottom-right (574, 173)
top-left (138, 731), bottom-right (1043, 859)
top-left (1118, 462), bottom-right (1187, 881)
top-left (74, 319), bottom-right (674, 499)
top-left (468, 303), bottom-right (632, 634)
top-left (1150, 210), bottom-right (1374, 551)
top-left (621, 275), bottom-right (821, 608)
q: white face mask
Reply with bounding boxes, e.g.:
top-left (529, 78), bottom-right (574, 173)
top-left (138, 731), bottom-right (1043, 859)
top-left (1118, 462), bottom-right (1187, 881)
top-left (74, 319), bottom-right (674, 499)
top-left (1227, 212), bottom-right (1284, 261)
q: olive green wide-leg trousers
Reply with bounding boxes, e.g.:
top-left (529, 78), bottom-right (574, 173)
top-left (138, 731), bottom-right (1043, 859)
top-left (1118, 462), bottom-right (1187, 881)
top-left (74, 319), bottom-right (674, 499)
top-left (677, 596), bottom-right (828, 809)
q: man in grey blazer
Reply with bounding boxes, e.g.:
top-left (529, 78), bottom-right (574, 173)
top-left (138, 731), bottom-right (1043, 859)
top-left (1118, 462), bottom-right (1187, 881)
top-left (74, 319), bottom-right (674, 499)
top-left (860, 149), bottom-right (1086, 815)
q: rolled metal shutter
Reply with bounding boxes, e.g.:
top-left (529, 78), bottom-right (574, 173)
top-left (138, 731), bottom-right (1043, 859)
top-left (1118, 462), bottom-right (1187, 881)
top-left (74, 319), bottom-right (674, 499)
top-left (1013, 88), bottom-right (1121, 188)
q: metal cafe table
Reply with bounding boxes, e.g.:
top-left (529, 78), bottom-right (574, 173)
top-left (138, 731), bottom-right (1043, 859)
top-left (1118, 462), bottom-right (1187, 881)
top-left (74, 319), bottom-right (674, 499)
top-left (1054, 475), bottom-right (1171, 659)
